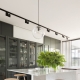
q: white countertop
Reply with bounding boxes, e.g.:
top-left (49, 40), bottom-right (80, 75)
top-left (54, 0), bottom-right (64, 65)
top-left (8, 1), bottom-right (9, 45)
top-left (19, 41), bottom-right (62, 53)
top-left (7, 68), bottom-right (79, 80)
top-left (7, 68), bottom-right (75, 76)
top-left (8, 68), bottom-right (54, 76)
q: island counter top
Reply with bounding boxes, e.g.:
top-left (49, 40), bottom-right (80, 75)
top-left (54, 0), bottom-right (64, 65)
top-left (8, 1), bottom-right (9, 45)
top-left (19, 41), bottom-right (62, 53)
top-left (8, 68), bottom-right (59, 76)
top-left (7, 68), bottom-right (77, 80)
top-left (7, 68), bottom-right (76, 76)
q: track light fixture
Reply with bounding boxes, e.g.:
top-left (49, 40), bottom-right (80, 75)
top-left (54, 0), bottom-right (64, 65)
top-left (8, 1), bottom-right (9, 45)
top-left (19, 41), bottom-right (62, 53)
top-left (5, 11), bottom-right (11, 17)
top-left (37, 26), bottom-right (40, 31)
top-left (0, 8), bottom-right (69, 39)
top-left (47, 28), bottom-right (50, 32)
top-left (62, 35), bottom-right (65, 38)
top-left (55, 32), bottom-right (58, 35)
top-left (25, 19), bottom-right (29, 24)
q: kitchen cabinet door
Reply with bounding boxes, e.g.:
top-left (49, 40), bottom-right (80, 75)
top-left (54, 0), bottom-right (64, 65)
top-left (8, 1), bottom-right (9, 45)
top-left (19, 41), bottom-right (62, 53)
top-left (1, 22), bottom-right (13, 37)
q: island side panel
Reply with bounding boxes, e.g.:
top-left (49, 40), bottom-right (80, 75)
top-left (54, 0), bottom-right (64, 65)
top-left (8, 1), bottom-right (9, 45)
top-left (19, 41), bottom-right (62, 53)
top-left (56, 71), bottom-right (76, 80)
top-left (32, 75), bottom-right (46, 80)
top-left (46, 73), bottom-right (56, 80)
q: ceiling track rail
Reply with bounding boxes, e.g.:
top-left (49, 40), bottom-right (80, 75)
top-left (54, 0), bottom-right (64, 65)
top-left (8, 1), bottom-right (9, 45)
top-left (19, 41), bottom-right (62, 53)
top-left (0, 8), bottom-right (69, 39)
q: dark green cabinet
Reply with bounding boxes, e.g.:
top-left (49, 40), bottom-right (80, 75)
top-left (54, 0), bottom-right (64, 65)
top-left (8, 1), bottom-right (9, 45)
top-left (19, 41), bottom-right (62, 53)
top-left (19, 40), bottom-right (28, 68)
top-left (0, 36), bottom-right (6, 80)
top-left (29, 42), bottom-right (36, 67)
top-left (0, 21), bottom-right (13, 37)
top-left (8, 38), bottom-right (18, 68)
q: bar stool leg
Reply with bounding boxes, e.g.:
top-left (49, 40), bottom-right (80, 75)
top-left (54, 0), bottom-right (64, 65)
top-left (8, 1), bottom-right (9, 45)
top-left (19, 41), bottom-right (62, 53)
top-left (24, 76), bottom-right (25, 80)
top-left (17, 76), bottom-right (19, 80)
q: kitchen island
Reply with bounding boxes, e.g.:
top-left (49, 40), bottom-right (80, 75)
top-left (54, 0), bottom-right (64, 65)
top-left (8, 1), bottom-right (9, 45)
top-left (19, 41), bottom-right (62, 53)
top-left (8, 68), bottom-right (77, 80)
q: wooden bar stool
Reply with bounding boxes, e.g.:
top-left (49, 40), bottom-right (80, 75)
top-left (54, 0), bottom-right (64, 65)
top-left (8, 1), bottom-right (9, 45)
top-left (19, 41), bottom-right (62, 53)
top-left (14, 74), bottom-right (26, 80)
top-left (4, 78), bottom-right (18, 80)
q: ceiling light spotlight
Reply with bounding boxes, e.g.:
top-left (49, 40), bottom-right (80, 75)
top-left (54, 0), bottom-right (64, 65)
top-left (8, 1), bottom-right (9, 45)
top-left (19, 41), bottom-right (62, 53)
top-left (25, 19), bottom-right (29, 24)
top-left (5, 11), bottom-right (11, 17)
top-left (37, 26), bottom-right (40, 31)
top-left (55, 32), bottom-right (58, 35)
top-left (47, 28), bottom-right (50, 32)
top-left (62, 35), bottom-right (65, 38)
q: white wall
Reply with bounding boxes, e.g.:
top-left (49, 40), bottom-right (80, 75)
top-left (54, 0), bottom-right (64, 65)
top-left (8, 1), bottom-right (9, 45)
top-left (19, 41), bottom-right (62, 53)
top-left (13, 26), bottom-right (43, 43)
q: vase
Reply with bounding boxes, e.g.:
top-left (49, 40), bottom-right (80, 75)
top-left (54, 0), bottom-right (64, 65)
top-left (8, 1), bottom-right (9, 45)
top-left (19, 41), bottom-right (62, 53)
top-left (49, 67), bottom-right (57, 72)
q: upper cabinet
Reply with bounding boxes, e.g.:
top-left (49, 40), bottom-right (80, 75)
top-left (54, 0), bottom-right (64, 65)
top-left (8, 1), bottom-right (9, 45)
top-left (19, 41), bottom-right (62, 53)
top-left (0, 21), bottom-right (13, 37)
top-left (44, 36), bottom-right (61, 52)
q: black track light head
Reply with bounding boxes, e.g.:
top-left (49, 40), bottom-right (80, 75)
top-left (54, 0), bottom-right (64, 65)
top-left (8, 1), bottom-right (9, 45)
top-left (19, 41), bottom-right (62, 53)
top-left (37, 26), bottom-right (40, 31)
top-left (5, 12), bottom-right (11, 17)
top-left (62, 35), bottom-right (65, 38)
top-left (25, 19), bottom-right (29, 24)
top-left (55, 32), bottom-right (58, 35)
top-left (66, 37), bottom-right (68, 40)
top-left (47, 28), bottom-right (50, 32)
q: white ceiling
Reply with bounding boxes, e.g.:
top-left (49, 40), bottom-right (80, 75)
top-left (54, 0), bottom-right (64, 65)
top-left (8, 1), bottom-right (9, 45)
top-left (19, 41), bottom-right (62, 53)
top-left (0, 0), bottom-right (80, 40)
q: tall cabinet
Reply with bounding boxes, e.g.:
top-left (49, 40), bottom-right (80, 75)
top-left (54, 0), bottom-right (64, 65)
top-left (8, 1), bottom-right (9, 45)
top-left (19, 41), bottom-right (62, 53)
top-left (19, 40), bottom-right (28, 68)
top-left (7, 38), bottom-right (18, 78)
top-left (29, 42), bottom-right (36, 67)
top-left (8, 38), bottom-right (18, 68)
top-left (0, 36), bottom-right (6, 80)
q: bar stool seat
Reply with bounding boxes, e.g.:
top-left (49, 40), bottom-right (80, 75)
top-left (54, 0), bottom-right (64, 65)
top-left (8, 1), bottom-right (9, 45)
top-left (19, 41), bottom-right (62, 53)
top-left (14, 74), bottom-right (26, 77)
top-left (14, 74), bottom-right (26, 80)
top-left (4, 78), bottom-right (18, 80)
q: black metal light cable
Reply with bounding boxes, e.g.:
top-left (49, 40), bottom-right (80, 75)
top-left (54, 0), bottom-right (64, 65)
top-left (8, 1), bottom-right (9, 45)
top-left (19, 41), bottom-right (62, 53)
top-left (0, 8), bottom-right (69, 39)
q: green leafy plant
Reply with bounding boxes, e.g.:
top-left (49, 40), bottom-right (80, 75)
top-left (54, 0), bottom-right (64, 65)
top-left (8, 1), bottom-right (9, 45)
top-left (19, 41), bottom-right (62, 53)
top-left (37, 51), bottom-right (66, 71)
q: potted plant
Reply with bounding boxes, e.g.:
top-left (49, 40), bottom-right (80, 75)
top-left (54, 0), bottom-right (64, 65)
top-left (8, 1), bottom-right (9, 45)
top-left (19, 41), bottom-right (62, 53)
top-left (37, 51), bottom-right (66, 71)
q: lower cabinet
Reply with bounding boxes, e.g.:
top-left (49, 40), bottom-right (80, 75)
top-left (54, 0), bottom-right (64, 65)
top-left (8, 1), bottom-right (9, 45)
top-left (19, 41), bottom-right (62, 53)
top-left (18, 74), bottom-right (31, 80)
top-left (0, 72), bottom-right (6, 80)
top-left (7, 72), bottom-right (16, 78)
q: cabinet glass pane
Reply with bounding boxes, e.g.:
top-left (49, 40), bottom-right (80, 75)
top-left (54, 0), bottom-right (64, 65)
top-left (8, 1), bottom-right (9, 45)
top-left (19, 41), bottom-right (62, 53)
top-left (37, 44), bottom-right (43, 66)
top-left (0, 37), bottom-right (6, 67)
top-left (29, 42), bottom-right (35, 66)
top-left (9, 39), bottom-right (17, 67)
top-left (20, 41), bottom-right (27, 67)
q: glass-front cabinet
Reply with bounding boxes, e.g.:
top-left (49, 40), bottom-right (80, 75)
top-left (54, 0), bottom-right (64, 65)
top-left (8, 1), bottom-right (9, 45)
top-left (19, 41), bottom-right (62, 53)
top-left (29, 42), bottom-right (36, 67)
top-left (8, 38), bottom-right (18, 68)
top-left (19, 40), bottom-right (28, 68)
top-left (0, 36), bottom-right (6, 80)
top-left (0, 37), bottom-right (6, 67)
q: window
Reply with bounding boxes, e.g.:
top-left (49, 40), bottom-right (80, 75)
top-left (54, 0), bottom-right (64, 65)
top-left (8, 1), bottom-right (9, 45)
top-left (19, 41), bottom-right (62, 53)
top-left (71, 40), bottom-right (80, 66)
